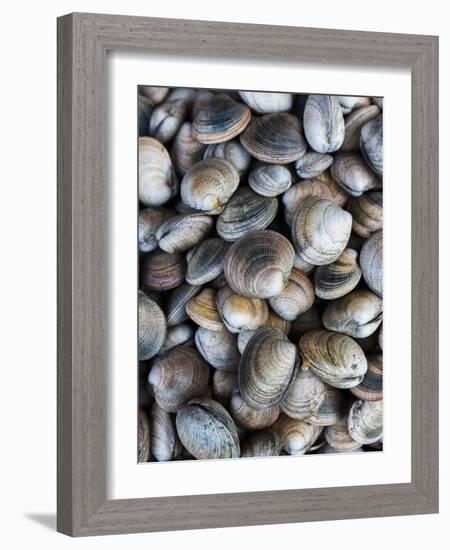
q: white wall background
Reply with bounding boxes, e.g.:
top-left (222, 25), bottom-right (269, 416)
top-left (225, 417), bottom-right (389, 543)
top-left (0, 0), bottom-right (447, 548)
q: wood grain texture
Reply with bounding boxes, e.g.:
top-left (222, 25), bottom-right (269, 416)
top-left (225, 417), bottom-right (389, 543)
top-left (57, 12), bottom-right (439, 537)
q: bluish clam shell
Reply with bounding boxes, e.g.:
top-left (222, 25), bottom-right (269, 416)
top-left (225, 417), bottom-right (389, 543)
top-left (303, 95), bottom-right (345, 154)
top-left (360, 114), bottom-right (383, 176)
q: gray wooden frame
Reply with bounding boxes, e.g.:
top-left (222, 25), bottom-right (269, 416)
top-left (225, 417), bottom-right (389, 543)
top-left (57, 12), bottom-right (439, 537)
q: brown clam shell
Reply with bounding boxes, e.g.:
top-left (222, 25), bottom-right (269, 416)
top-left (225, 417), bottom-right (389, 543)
top-left (141, 249), bottom-right (186, 291)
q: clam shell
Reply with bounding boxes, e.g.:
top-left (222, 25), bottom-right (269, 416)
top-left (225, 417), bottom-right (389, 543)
top-left (217, 187), bottom-right (278, 241)
top-left (314, 248), bottom-right (361, 300)
top-left (348, 399), bottom-right (383, 445)
top-left (293, 253), bottom-right (315, 275)
top-left (347, 191), bottom-right (383, 238)
top-left (192, 93), bottom-right (251, 144)
top-left (273, 415), bottom-right (323, 455)
top-left (158, 323), bottom-right (195, 355)
top-left (360, 113), bottom-right (383, 176)
top-left (149, 97), bottom-right (188, 144)
top-left (299, 330), bottom-right (368, 389)
top-left (224, 230), bottom-right (295, 299)
top-left (237, 310), bottom-right (291, 354)
top-left (268, 267), bottom-right (314, 321)
top-left (212, 370), bottom-right (238, 406)
top-left (176, 398), bottom-right (240, 459)
top-left (148, 346), bottom-right (210, 413)
top-left (350, 353), bottom-right (383, 401)
top-left (139, 86), bottom-right (170, 105)
top-left (230, 389), bottom-right (280, 430)
top-left (216, 285), bottom-right (269, 333)
top-left (295, 152), bottom-right (334, 179)
top-left (203, 139), bottom-right (251, 176)
top-left (291, 196), bottom-right (352, 266)
top-left (280, 367), bottom-right (327, 420)
top-left (139, 137), bottom-right (178, 206)
top-left (240, 113), bottom-right (307, 164)
top-left (341, 104), bottom-right (381, 152)
top-left (360, 230), bottom-right (383, 296)
top-left (138, 207), bottom-right (175, 253)
top-left (282, 179), bottom-right (333, 225)
top-left (181, 158), bottom-right (240, 214)
top-left (138, 409), bottom-right (150, 462)
top-left (150, 403), bottom-right (182, 461)
top-left (186, 238), bottom-right (230, 285)
top-left (238, 91), bottom-right (293, 113)
top-left (372, 97), bottom-right (383, 110)
top-left (315, 169), bottom-right (350, 207)
top-left (337, 96), bottom-right (371, 115)
top-left (324, 416), bottom-right (362, 452)
top-left (138, 290), bottom-right (166, 360)
top-left (331, 153), bottom-right (380, 197)
top-left (241, 430), bottom-right (282, 457)
top-left (185, 288), bottom-right (223, 330)
top-left (303, 95), bottom-right (345, 153)
top-left (141, 250), bottom-right (186, 291)
top-left (248, 164), bottom-right (292, 197)
top-left (307, 384), bottom-right (347, 426)
top-left (322, 289), bottom-right (383, 338)
top-left (138, 94), bottom-right (152, 137)
top-left (156, 213), bottom-right (213, 253)
top-left (171, 122), bottom-right (207, 176)
top-left (194, 326), bottom-right (240, 371)
top-left (165, 283), bottom-right (201, 326)
top-left (239, 327), bottom-right (297, 410)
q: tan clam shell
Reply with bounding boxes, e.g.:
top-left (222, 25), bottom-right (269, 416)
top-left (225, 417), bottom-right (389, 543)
top-left (238, 91), bottom-right (293, 113)
top-left (138, 409), bottom-right (150, 462)
top-left (158, 323), bottom-right (195, 355)
top-left (268, 267), bottom-right (315, 321)
top-left (185, 238), bottom-right (230, 285)
top-left (176, 398), bottom-right (240, 459)
top-left (216, 285), bottom-right (269, 333)
top-left (180, 157), bottom-right (240, 214)
top-left (282, 179), bottom-right (333, 226)
top-left (138, 290), bottom-right (166, 360)
top-left (192, 93), bottom-right (251, 144)
top-left (331, 152), bottom-right (380, 197)
top-left (171, 122), bottom-right (207, 176)
top-left (324, 416), bottom-right (362, 452)
top-left (148, 346), bottom-right (210, 413)
top-left (241, 430), bottom-right (282, 457)
top-left (239, 327), bottom-right (297, 410)
top-left (307, 384), bottom-right (347, 426)
top-left (240, 113), bottom-right (307, 164)
top-left (273, 414), bottom-right (323, 455)
top-left (138, 207), bottom-right (174, 253)
top-left (149, 96), bottom-right (188, 144)
top-left (337, 96), bottom-right (371, 115)
top-left (203, 139), bottom-right (251, 176)
top-left (248, 164), bottom-right (293, 197)
top-left (186, 288), bottom-right (224, 330)
top-left (291, 196), bottom-right (352, 266)
top-left (139, 137), bottom-right (178, 206)
top-left (341, 104), bottom-right (381, 152)
top-left (141, 249), bottom-right (186, 291)
top-left (156, 213), bottom-right (213, 253)
top-left (315, 169), bottom-right (350, 207)
top-left (348, 399), bottom-right (383, 445)
top-left (360, 230), bottom-right (383, 296)
top-left (314, 248), bottom-right (361, 300)
top-left (139, 86), bottom-right (170, 105)
top-left (322, 289), bottom-right (383, 338)
top-left (224, 230), bottom-right (295, 299)
top-left (165, 283), bottom-right (201, 326)
top-left (280, 367), bottom-right (327, 420)
top-left (299, 330), bottom-right (368, 389)
top-left (150, 403), bottom-right (182, 461)
top-left (237, 309), bottom-right (291, 354)
top-left (212, 370), bottom-right (238, 406)
top-left (347, 191), bottom-right (383, 238)
top-left (295, 152), bottom-right (334, 179)
top-left (194, 326), bottom-right (240, 371)
top-left (230, 388), bottom-right (280, 430)
top-left (303, 95), bottom-right (345, 153)
top-left (350, 353), bottom-right (383, 401)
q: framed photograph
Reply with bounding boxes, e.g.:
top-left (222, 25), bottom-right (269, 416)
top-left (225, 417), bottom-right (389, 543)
top-left (57, 13), bottom-right (438, 536)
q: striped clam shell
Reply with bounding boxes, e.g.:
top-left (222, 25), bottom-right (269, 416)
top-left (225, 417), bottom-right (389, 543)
top-left (139, 137), bottom-right (178, 206)
top-left (138, 206), bottom-right (174, 253)
top-left (307, 384), bottom-right (347, 426)
top-left (148, 346), bottom-right (210, 413)
top-left (150, 403), bottom-right (182, 462)
top-left (347, 191), bottom-right (383, 238)
top-left (299, 330), bottom-right (368, 389)
top-left (337, 96), bottom-right (371, 115)
top-left (350, 353), bottom-right (383, 401)
top-left (203, 139), bottom-right (251, 176)
top-left (149, 96), bottom-right (188, 144)
top-left (165, 283), bottom-right (201, 326)
top-left (192, 93), bottom-right (251, 144)
top-left (216, 285), bottom-right (269, 334)
top-left (282, 179), bottom-right (333, 225)
top-left (194, 326), bottom-right (240, 371)
top-left (171, 122), bottom-right (207, 176)
top-left (303, 95), bottom-right (345, 153)
top-left (273, 414), bottom-right (323, 455)
top-left (341, 104), bottom-right (381, 152)
top-left (239, 327), bottom-right (297, 410)
top-left (181, 158), bottom-right (240, 214)
top-left (268, 268), bottom-right (315, 321)
top-left (322, 289), bottom-right (383, 338)
top-left (360, 113), bottom-right (383, 176)
top-left (212, 370), bottom-right (238, 406)
top-left (238, 91), bottom-right (293, 113)
top-left (141, 250), bottom-right (186, 291)
top-left (138, 290), bottom-right (166, 360)
top-left (185, 288), bottom-right (224, 331)
top-left (185, 238), bottom-right (231, 285)
top-left (280, 367), bottom-right (327, 420)
top-left (348, 399), bottom-right (383, 445)
top-left (236, 309), bottom-right (291, 354)
top-left (230, 388), bottom-right (280, 430)
top-left (324, 416), bottom-right (362, 452)
top-left (291, 196), bottom-right (352, 266)
top-left (224, 230), bottom-right (295, 299)
top-left (295, 151), bottom-right (334, 179)
top-left (138, 409), bottom-right (150, 462)
top-left (240, 113), bottom-right (307, 164)
top-left (248, 164), bottom-right (293, 197)
top-left (331, 152), bottom-right (380, 197)
top-left (314, 248), bottom-right (361, 300)
top-left (241, 430), bottom-right (282, 458)
top-left (156, 213), bottom-right (213, 253)
top-left (360, 230), bottom-right (383, 296)
top-left (216, 187), bottom-right (278, 241)
top-left (176, 398), bottom-right (240, 459)
top-left (315, 169), bottom-right (350, 207)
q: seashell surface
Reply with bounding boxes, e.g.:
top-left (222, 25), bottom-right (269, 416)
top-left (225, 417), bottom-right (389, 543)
top-left (289, 306), bottom-right (323, 342)
top-left (303, 95), bottom-right (345, 153)
top-left (139, 86), bottom-right (170, 105)
top-left (165, 283), bottom-right (201, 326)
top-left (212, 370), bottom-right (238, 406)
top-left (139, 137), bottom-right (178, 206)
top-left (331, 153), bottom-right (380, 197)
top-left (282, 179), bottom-right (333, 225)
top-left (348, 399), bottom-right (383, 445)
top-left (315, 169), bottom-right (350, 207)
top-left (281, 367), bottom-right (327, 420)
top-left (314, 248), bottom-right (361, 300)
top-left (138, 290), bottom-right (166, 360)
top-left (224, 230), bottom-right (294, 298)
top-left (150, 403), bottom-right (182, 461)
top-left (156, 213), bottom-right (213, 253)
top-left (341, 104), bottom-right (380, 152)
top-left (295, 152), bottom-right (334, 179)
top-left (230, 389), bottom-right (280, 430)
top-left (347, 191), bottom-right (383, 238)
top-left (307, 384), bottom-right (347, 426)
top-left (360, 113), bottom-right (383, 176)
top-left (324, 416), bottom-right (362, 452)
top-left (360, 230), bottom-right (383, 296)
top-left (241, 430), bottom-right (282, 457)
top-left (337, 96), bottom-right (371, 115)
top-left (248, 164), bottom-right (292, 197)
top-left (238, 91), bottom-right (293, 113)
top-left (350, 353), bottom-right (383, 401)
top-left (203, 139), bottom-right (251, 176)
top-left (141, 250), bottom-right (186, 291)
top-left (195, 326), bottom-right (240, 371)
top-left (138, 207), bottom-right (174, 253)
top-left (185, 238), bottom-right (230, 285)
top-left (149, 97), bottom-right (188, 144)
top-left (159, 323), bottom-right (195, 355)
top-left (268, 267), bottom-right (315, 321)
top-left (216, 285), bottom-right (269, 333)
top-left (186, 288), bottom-right (224, 330)
top-left (171, 122), bottom-right (207, 176)
top-left (274, 415), bottom-right (323, 455)
top-left (138, 409), bottom-right (150, 462)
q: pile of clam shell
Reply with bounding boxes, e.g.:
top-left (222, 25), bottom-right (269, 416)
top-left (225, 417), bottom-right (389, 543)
top-left (138, 87), bottom-right (383, 462)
